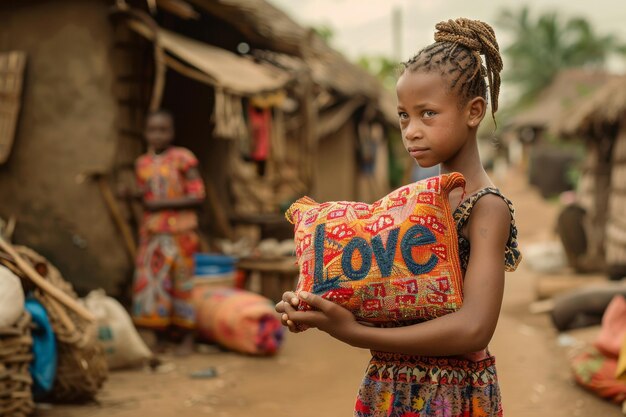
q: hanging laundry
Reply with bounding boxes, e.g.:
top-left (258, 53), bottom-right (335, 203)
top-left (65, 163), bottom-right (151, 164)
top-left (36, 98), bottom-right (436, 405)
top-left (248, 105), bottom-right (272, 163)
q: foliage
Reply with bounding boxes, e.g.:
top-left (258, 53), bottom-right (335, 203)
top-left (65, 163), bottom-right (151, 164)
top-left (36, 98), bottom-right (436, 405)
top-left (497, 7), bottom-right (625, 107)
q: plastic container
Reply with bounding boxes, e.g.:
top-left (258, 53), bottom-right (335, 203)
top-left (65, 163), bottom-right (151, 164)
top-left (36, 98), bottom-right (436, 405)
top-left (193, 253), bottom-right (236, 276)
top-left (192, 253), bottom-right (237, 306)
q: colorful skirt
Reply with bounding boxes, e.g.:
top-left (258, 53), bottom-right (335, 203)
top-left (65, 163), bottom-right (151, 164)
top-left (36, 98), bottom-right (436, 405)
top-left (355, 351), bottom-right (502, 417)
top-left (132, 231), bottom-right (199, 330)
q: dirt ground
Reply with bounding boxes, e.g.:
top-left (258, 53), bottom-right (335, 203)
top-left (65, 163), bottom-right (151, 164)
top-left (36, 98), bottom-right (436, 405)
top-left (39, 168), bottom-right (624, 417)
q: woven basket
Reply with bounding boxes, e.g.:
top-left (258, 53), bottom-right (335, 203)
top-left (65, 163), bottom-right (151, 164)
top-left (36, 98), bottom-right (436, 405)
top-left (0, 312), bottom-right (34, 417)
top-left (3, 247), bottom-right (108, 402)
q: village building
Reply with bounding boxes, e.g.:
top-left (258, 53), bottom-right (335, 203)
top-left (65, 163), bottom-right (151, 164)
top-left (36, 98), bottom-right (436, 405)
top-left (552, 75), bottom-right (626, 280)
top-left (506, 69), bottom-right (616, 198)
top-left (0, 0), bottom-right (398, 296)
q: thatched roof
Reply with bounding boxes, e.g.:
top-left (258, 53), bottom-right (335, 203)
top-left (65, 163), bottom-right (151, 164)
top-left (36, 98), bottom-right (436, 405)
top-left (186, 0), bottom-right (307, 57)
top-left (127, 20), bottom-right (291, 95)
top-left (187, 0), bottom-right (396, 123)
top-left (509, 69), bottom-right (614, 130)
top-left (305, 34), bottom-right (381, 100)
top-left (551, 75), bottom-right (626, 137)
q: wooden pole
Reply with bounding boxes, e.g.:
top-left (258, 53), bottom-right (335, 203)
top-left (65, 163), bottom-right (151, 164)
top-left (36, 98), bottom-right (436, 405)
top-left (96, 176), bottom-right (138, 260)
top-left (205, 179), bottom-right (234, 240)
top-left (0, 237), bottom-right (95, 322)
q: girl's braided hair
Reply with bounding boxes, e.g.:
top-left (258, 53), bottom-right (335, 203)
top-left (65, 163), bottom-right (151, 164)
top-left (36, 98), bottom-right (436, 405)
top-left (402, 18), bottom-right (503, 119)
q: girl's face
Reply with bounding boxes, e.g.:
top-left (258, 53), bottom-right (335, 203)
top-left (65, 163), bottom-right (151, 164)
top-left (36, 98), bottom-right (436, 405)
top-left (145, 114), bottom-right (174, 152)
top-left (396, 71), bottom-right (474, 168)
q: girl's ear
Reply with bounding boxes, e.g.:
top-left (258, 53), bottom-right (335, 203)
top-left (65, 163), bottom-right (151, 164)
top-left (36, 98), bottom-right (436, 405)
top-left (467, 97), bottom-right (487, 128)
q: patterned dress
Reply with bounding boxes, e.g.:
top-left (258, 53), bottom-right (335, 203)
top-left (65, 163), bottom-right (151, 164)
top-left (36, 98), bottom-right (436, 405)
top-left (354, 188), bottom-right (522, 417)
top-left (131, 146), bottom-right (206, 330)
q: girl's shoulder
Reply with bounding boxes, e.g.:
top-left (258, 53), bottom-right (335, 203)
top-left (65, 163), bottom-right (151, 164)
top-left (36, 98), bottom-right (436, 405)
top-left (454, 188), bottom-right (515, 222)
top-left (454, 187), bottom-right (522, 271)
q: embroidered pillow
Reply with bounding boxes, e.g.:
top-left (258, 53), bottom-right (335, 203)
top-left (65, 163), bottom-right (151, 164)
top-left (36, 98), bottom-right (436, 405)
top-left (285, 173), bottom-right (466, 323)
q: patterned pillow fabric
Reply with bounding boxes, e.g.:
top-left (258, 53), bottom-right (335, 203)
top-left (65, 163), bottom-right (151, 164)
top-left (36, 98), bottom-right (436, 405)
top-left (285, 173), bottom-right (466, 323)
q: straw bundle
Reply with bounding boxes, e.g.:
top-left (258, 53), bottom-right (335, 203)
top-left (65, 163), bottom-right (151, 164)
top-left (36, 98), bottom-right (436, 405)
top-left (0, 242), bottom-right (107, 402)
top-left (0, 312), bottom-right (34, 417)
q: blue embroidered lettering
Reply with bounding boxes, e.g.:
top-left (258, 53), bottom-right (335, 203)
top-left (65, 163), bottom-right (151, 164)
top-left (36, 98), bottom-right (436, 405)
top-left (341, 237), bottom-right (373, 280)
top-left (313, 223), bottom-right (325, 282)
top-left (371, 228), bottom-right (399, 277)
top-left (401, 224), bottom-right (438, 275)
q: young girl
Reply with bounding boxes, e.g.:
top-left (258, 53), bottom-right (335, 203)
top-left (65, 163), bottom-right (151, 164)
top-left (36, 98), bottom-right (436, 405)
top-left (276, 18), bottom-right (521, 416)
top-left (131, 109), bottom-right (206, 355)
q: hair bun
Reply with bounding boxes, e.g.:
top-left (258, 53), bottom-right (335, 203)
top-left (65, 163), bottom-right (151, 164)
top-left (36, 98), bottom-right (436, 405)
top-left (432, 18), bottom-right (503, 113)
top-left (434, 18), bottom-right (502, 72)
top-left (435, 19), bottom-right (481, 51)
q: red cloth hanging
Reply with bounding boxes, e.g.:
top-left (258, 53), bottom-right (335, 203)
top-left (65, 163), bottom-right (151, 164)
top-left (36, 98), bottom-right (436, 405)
top-left (248, 106), bottom-right (271, 161)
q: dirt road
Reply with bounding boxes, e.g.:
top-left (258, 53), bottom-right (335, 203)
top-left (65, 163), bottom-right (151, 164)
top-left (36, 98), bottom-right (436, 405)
top-left (41, 169), bottom-right (623, 417)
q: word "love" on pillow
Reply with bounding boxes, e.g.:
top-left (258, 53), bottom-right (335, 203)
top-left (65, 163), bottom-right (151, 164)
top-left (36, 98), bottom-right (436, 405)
top-left (285, 173), bottom-right (466, 323)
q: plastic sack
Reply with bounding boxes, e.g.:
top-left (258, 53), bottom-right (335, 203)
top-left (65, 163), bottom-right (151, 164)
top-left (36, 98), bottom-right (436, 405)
top-left (24, 298), bottom-right (57, 398)
top-left (0, 265), bottom-right (25, 327)
top-left (83, 290), bottom-right (152, 370)
top-left (194, 287), bottom-right (283, 355)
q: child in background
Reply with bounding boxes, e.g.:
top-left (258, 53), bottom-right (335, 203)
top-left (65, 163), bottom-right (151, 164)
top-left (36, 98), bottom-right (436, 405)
top-left (276, 18), bottom-right (521, 416)
top-left (131, 110), bottom-right (206, 356)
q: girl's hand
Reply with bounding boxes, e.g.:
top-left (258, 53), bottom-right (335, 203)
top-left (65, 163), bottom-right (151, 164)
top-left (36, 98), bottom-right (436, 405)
top-left (275, 291), bottom-right (302, 333)
top-left (287, 291), bottom-right (359, 343)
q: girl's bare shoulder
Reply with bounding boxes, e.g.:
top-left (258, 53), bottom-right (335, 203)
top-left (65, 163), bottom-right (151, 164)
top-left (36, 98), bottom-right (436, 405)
top-left (467, 193), bottom-right (512, 242)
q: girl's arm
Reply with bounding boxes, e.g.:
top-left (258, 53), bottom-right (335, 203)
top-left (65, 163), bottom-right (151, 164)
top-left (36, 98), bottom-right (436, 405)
top-left (286, 194), bottom-right (512, 356)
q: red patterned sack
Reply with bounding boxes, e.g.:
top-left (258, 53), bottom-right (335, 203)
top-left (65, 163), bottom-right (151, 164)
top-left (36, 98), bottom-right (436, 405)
top-left (285, 173), bottom-right (466, 323)
top-left (194, 287), bottom-right (284, 356)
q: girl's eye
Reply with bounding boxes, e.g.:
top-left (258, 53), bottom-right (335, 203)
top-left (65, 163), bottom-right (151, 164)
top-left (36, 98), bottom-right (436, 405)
top-left (398, 112), bottom-right (409, 121)
top-left (422, 110), bottom-right (436, 118)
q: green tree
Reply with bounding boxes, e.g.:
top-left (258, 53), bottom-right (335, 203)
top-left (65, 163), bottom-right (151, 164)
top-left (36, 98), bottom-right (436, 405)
top-left (498, 7), bottom-right (624, 106)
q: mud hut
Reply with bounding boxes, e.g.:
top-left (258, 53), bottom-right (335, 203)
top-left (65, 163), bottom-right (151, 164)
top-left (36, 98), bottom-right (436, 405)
top-left (0, 0), bottom-right (398, 295)
top-left (187, 0), bottom-right (398, 203)
top-left (507, 69), bottom-right (615, 198)
top-left (552, 75), bottom-right (626, 279)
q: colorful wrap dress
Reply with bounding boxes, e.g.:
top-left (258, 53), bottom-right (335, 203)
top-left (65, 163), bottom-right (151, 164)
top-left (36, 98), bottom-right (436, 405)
top-left (131, 146), bottom-right (206, 330)
top-left (354, 188), bottom-right (522, 417)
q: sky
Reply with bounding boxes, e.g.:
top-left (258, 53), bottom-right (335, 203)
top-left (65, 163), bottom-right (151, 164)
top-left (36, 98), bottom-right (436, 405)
top-left (267, 0), bottom-right (626, 71)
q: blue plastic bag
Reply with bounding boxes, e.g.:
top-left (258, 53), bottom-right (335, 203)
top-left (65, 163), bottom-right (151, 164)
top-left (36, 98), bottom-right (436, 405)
top-left (24, 298), bottom-right (57, 398)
